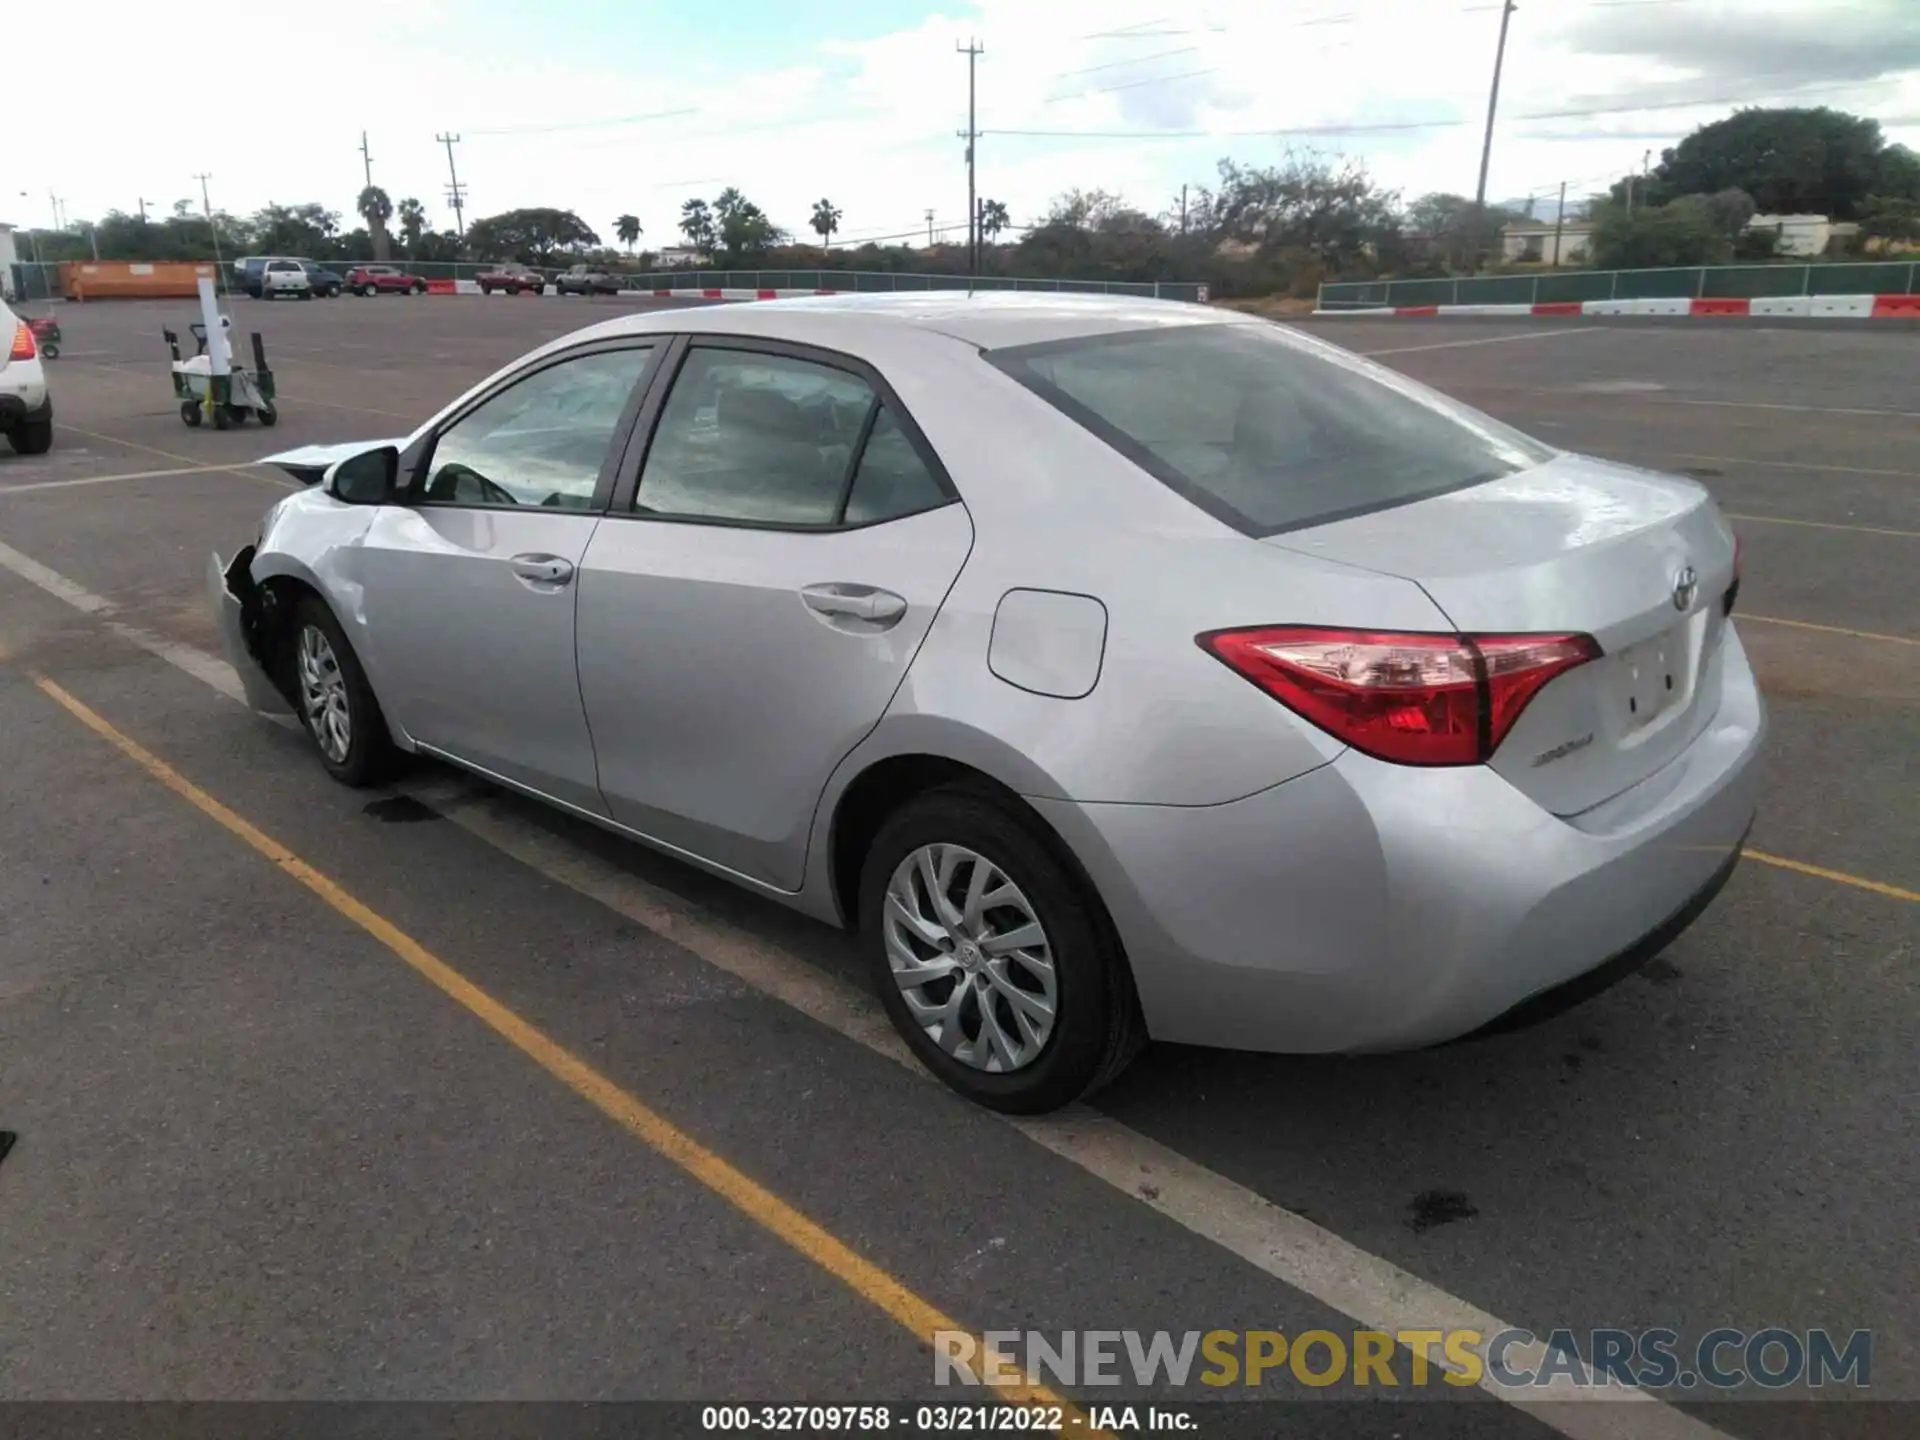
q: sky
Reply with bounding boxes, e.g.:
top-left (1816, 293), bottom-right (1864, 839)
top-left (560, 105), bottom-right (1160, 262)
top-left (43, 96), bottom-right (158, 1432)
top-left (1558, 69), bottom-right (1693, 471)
top-left (11, 0), bottom-right (1919, 246)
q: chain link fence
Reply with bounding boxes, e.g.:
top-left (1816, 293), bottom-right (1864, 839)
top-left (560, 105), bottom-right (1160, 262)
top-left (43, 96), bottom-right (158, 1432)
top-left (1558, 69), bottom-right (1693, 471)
top-left (1317, 261), bottom-right (1920, 310)
top-left (7, 260), bottom-right (1206, 304)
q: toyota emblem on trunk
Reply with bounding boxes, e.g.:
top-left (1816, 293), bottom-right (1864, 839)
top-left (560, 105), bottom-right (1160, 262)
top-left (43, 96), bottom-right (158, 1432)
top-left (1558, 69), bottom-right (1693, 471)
top-left (1672, 564), bottom-right (1699, 611)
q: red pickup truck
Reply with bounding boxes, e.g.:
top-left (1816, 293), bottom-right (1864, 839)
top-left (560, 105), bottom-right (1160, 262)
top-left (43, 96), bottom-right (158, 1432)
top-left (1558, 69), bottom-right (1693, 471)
top-left (347, 265), bottom-right (428, 296)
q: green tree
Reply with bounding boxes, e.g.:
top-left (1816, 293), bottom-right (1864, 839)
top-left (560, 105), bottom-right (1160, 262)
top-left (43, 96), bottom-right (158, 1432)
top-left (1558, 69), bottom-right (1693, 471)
top-left (357, 185), bottom-right (394, 260)
top-left (1404, 192), bottom-right (1524, 269)
top-left (679, 198), bottom-right (715, 258)
top-left (1626, 108), bottom-right (1908, 222)
top-left (978, 198), bottom-right (1011, 242)
top-left (397, 198), bottom-right (428, 254)
top-left (1858, 194), bottom-right (1920, 248)
top-left (809, 198), bottom-right (842, 246)
top-left (1590, 197), bottom-right (1726, 269)
top-left (464, 207), bottom-right (601, 264)
top-left (615, 213), bottom-right (642, 252)
top-left (1189, 153), bottom-right (1400, 271)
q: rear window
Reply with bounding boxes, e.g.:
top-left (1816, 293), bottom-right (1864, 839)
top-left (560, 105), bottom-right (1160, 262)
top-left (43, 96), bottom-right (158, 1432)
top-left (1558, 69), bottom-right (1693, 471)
top-left (987, 323), bottom-right (1553, 536)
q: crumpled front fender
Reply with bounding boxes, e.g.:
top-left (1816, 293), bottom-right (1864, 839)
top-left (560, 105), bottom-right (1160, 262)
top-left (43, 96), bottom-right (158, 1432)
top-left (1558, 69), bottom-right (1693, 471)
top-left (209, 546), bottom-right (295, 717)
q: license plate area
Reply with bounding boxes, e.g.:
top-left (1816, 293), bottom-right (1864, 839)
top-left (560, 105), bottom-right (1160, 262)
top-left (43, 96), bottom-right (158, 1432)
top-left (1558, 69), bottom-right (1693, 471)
top-left (1614, 629), bottom-right (1687, 731)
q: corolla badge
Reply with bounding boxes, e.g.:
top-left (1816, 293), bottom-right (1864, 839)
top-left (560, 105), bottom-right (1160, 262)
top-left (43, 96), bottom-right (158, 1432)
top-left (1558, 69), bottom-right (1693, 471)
top-left (1672, 564), bottom-right (1699, 612)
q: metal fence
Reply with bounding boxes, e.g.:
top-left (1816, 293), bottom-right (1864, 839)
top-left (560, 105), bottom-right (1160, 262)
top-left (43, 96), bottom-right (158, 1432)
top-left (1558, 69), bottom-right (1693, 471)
top-left (1317, 261), bottom-right (1920, 310)
top-left (7, 260), bottom-right (1205, 304)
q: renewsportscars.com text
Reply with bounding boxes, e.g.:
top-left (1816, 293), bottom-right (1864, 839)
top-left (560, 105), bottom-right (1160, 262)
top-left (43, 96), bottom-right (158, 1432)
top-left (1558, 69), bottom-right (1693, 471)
top-left (934, 1327), bottom-right (1872, 1392)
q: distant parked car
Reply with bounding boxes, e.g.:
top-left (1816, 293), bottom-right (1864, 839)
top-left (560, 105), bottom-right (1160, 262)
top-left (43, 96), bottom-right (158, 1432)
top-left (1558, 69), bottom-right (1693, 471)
top-left (555, 264), bottom-right (620, 296)
top-left (477, 264), bottom-right (547, 296)
top-left (348, 266), bottom-right (427, 296)
top-left (302, 262), bottom-right (346, 298)
top-left (235, 255), bottom-right (309, 298)
top-left (260, 259), bottom-right (314, 300)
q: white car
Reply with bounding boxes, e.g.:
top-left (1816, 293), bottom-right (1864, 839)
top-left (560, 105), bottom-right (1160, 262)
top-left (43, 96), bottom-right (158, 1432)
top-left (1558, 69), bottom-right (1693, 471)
top-left (1, 299), bottom-right (53, 455)
top-left (261, 260), bottom-right (314, 301)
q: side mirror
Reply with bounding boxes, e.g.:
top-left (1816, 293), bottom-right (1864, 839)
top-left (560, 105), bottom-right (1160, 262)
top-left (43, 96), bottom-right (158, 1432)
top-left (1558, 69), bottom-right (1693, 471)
top-left (326, 446), bottom-right (400, 505)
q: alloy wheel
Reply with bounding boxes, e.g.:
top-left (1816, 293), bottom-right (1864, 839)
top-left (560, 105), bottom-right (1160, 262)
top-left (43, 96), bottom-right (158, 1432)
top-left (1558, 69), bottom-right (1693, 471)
top-left (883, 844), bottom-right (1057, 1073)
top-left (296, 624), bottom-right (352, 763)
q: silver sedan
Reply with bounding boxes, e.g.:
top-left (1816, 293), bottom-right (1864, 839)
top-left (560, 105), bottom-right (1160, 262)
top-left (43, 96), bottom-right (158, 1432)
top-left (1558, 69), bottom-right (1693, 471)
top-left (214, 293), bottom-right (1765, 1112)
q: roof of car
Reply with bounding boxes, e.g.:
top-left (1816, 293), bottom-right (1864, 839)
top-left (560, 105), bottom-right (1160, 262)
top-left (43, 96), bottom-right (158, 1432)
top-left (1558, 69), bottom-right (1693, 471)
top-left (583, 290), bottom-right (1243, 352)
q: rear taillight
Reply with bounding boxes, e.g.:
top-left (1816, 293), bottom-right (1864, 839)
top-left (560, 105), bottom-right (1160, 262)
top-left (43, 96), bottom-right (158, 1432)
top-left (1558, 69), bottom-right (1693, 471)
top-left (1198, 626), bottom-right (1600, 767)
top-left (1723, 536), bottom-right (1742, 616)
top-left (8, 322), bottom-right (35, 361)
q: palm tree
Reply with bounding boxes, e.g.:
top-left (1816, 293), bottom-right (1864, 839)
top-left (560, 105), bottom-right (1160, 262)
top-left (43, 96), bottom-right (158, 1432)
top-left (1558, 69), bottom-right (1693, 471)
top-left (397, 197), bottom-right (427, 255)
top-left (680, 198), bottom-right (715, 258)
top-left (809, 198), bottom-right (842, 247)
top-left (978, 198), bottom-right (1011, 243)
top-left (615, 214), bottom-right (642, 253)
top-left (357, 185), bottom-right (394, 261)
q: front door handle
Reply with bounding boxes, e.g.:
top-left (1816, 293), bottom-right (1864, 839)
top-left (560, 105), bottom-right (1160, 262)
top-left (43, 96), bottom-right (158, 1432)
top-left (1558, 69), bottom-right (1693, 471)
top-left (800, 583), bottom-right (908, 626)
top-left (510, 553), bottom-right (575, 586)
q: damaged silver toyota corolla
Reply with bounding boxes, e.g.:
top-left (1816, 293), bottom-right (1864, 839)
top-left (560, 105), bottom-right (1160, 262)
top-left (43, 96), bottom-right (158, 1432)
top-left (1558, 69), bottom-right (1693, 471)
top-left (215, 293), bottom-right (1764, 1114)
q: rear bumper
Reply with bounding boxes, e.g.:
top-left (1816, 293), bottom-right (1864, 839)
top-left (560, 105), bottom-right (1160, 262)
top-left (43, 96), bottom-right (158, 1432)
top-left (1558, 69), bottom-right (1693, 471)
top-left (209, 547), bottom-right (294, 717)
top-left (0, 371), bottom-right (51, 420)
top-left (1035, 626), bottom-right (1768, 1054)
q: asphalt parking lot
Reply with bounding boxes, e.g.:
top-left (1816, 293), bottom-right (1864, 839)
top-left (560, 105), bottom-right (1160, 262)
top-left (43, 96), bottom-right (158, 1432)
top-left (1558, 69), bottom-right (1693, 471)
top-left (0, 294), bottom-right (1913, 1438)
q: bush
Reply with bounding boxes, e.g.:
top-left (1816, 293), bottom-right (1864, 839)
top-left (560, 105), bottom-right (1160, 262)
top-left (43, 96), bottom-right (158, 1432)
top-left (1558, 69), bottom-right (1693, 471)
top-left (1590, 199), bottom-right (1727, 269)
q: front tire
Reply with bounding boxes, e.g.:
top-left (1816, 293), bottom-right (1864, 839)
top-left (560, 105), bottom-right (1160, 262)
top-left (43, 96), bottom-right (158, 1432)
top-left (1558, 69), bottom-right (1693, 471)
top-left (411, 281), bottom-right (426, 294)
top-left (859, 788), bottom-right (1144, 1113)
top-left (290, 597), bottom-right (396, 786)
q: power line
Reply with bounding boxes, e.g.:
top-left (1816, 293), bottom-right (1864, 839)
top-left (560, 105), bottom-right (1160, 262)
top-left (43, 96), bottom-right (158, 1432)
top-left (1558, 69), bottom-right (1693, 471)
top-left (1051, 45), bottom-right (1200, 81)
top-left (1047, 66), bottom-right (1222, 105)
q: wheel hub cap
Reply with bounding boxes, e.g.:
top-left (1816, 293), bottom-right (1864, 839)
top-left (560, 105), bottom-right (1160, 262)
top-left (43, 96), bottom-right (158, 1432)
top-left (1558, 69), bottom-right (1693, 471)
top-left (882, 843), bottom-right (1057, 1075)
top-left (295, 624), bottom-right (352, 764)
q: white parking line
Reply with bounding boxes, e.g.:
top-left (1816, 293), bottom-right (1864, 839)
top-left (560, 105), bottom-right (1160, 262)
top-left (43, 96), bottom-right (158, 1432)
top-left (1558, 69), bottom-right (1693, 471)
top-left (1360, 328), bottom-right (1601, 357)
top-left (0, 532), bottom-right (1732, 1440)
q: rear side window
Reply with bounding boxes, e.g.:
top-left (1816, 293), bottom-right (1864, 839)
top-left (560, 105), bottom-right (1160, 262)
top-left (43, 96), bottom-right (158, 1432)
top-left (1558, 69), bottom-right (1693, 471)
top-left (633, 347), bottom-right (952, 529)
top-left (988, 324), bottom-right (1553, 536)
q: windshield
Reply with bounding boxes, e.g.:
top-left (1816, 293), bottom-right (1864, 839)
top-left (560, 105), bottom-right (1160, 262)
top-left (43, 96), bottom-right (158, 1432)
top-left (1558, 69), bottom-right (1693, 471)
top-left (988, 322), bottom-right (1554, 536)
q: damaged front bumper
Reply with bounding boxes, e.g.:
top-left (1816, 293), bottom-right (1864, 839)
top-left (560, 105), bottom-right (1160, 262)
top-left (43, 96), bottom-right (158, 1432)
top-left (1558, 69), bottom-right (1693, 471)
top-left (209, 546), bottom-right (294, 717)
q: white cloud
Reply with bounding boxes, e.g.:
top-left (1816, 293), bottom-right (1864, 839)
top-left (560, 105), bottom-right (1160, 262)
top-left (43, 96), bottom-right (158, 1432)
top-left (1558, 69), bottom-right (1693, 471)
top-left (12, 0), bottom-right (1917, 246)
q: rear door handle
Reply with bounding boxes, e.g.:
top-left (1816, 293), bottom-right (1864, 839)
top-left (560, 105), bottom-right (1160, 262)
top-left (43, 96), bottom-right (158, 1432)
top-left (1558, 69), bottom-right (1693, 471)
top-left (510, 553), bottom-right (575, 586)
top-left (801, 584), bottom-right (908, 625)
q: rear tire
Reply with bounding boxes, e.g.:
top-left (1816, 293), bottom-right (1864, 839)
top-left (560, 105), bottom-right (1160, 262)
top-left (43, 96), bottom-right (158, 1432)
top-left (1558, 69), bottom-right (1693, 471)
top-left (181, 400), bottom-right (202, 427)
top-left (289, 596), bottom-right (397, 787)
top-left (859, 787), bottom-right (1144, 1113)
top-left (7, 416), bottom-right (54, 455)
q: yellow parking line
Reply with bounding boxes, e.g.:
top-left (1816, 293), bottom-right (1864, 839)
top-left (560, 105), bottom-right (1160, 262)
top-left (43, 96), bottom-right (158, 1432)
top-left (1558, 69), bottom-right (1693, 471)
top-left (1724, 513), bottom-right (1920, 540)
top-left (1746, 851), bottom-right (1918, 903)
top-left (1740, 614), bottom-right (1920, 648)
top-left (33, 674), bottom-right (1093, 1428)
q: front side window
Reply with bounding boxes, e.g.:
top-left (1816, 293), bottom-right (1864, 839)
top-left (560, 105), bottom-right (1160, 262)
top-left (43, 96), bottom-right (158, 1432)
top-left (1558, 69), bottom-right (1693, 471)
top-left (420, 347), bottom-right (654, 510)
top-left (635, 349), bottom-right (878, 526)
top-left (989, 323), bottom-right (1553, 536)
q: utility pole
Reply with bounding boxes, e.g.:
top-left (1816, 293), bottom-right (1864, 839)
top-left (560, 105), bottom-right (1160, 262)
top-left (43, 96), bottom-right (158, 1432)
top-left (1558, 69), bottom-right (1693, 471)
top-left (437, 133), bottom-right (467, 239)
top-left (926, 209), bottom-right (935, 247)
top-left (194, 172), bottom-right (226, 292)
top-left (957, 38), bottom-right (983, 275)
top-left (360, 131), bottom-right (375, 190)
top-left (1471, 0), bottom-right (1517, 273)
top-left (137, 197), bottom-right (151, 223)
top-left (1180, 183), bottom-right (1189, 235)
top-left (1551, 180), bottom-right (1567, 266)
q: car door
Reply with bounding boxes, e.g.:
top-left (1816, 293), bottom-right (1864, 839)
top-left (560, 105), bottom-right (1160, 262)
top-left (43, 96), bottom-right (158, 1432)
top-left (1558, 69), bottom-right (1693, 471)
top-left (575, 337), bottom-right (974, 891)
top-left (353, 340), bottom-right (663, 813)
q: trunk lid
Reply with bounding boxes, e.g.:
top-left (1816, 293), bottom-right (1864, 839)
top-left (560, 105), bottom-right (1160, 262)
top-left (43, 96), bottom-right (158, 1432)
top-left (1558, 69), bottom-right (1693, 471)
top-left (1265, 452), bottom-right (1739, 815)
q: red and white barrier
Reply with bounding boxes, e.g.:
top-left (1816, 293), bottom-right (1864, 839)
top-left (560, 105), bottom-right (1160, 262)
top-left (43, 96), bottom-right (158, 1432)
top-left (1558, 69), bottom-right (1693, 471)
top-left (1316, 295), bottom-right (1917, 319)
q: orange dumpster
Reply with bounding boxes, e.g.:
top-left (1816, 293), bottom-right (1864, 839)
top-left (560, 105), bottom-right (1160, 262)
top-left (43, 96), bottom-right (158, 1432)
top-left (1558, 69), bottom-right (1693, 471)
top-left (60, 261), bottom-right (222, 301)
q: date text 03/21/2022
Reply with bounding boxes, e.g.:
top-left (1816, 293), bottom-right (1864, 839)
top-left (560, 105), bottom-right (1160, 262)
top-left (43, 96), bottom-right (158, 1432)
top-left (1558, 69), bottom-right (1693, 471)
top-left (699, 1405), bottom-right (1193, 1432)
